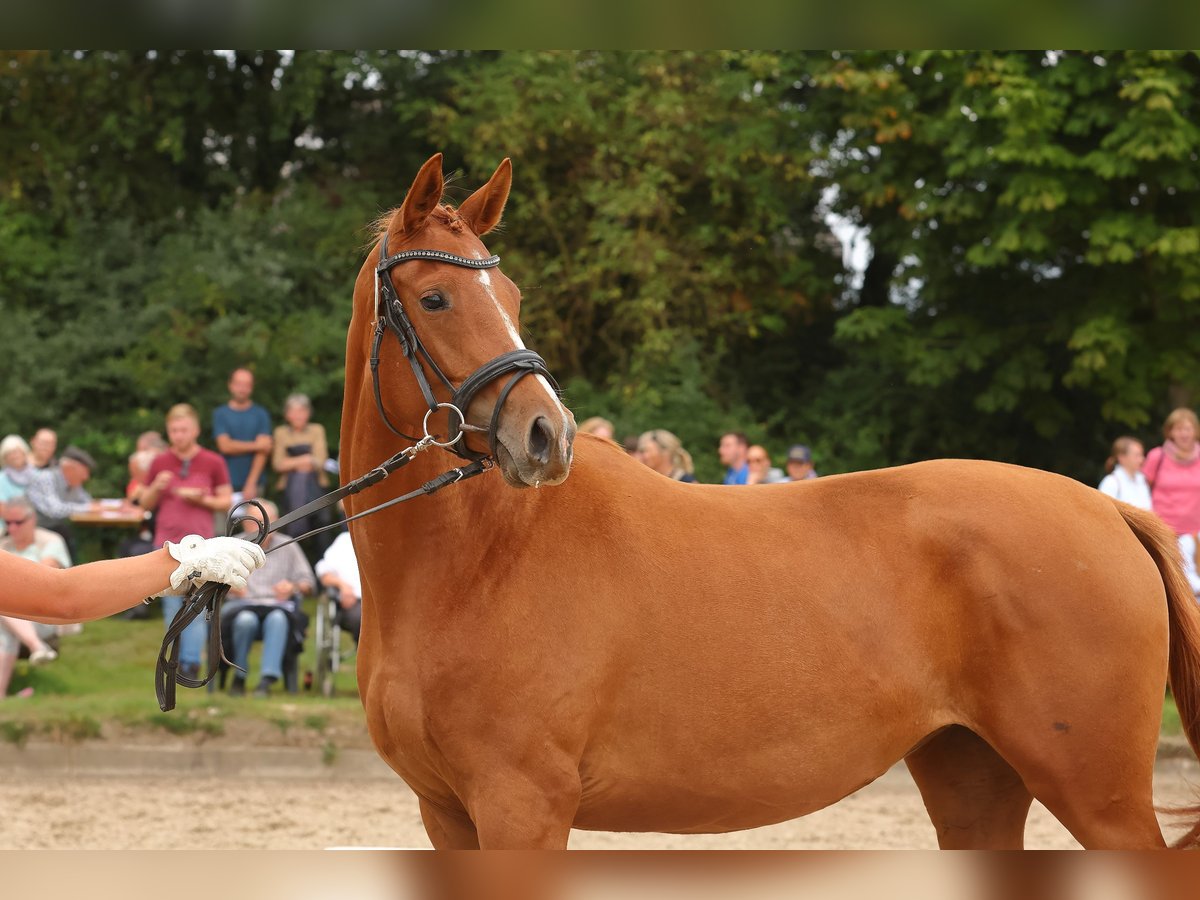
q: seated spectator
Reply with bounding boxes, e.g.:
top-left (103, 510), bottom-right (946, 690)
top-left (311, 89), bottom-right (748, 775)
top-left (25, 445), bottom-right (98, 558)
top-left (271, 393), bottom-right (329, 545)
top-left (315, 530), bottom-right (363, 646)
top-left (636, 430), bottom-right (697, 483)
top-left (126, 431), bottom-right (167, 500)
top-left (718, 431), bottom-right (750, 484)
top-left (578, 417), bottom-right (615, 442)
top-left (746, 445), bottom-right (787, 484)
top-left (29, 427), bottom-right (58, 470)
top-left (1, 497), bottom-right (64, 697)
top-left (0, 434), bottom-right (36, 503)
top-left (784, 444), bottom-right (819, 481)
top-left (224, 500), bottom-right (314, 697)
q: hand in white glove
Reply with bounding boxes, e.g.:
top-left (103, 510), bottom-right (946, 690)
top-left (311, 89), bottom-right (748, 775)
top-left (156, 535), bottom-right (267, 596)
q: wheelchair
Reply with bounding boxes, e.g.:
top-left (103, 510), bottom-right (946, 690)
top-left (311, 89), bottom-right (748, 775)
top-left (313, 585), bottom-right (352, 697)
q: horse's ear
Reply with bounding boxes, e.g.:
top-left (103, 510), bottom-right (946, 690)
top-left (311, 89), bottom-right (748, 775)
top-left (398, 153), bottom-right (445, 236)
top-left (457, 158), bottom-right (512, 236)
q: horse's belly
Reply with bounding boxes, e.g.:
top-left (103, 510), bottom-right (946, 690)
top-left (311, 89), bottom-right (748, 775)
top-left (572, 748), bottom-right (893, 835)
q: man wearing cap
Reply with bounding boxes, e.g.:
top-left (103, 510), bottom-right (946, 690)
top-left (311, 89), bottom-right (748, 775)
top-left (784, 444), bottom-right (819, 481)
top-left (24, 445), bottom-right (99, 557)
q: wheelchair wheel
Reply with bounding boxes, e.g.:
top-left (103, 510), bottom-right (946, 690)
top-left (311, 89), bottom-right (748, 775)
top-left (314, 594), bottom-right (338, 698)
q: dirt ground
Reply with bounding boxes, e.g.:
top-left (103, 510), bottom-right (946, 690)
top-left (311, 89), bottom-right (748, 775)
top-left (4, 757), bottom-right (1198, 849)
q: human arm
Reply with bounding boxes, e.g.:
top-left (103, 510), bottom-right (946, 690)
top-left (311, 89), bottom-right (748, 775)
top-left (175, 482), bottom-right (233, 513)
top-left (137, 469), bottom-right (175, 512)
top-left (243, 452), bottom-right (268, 500)
top-left (0, 538), bottom-right (264, 624)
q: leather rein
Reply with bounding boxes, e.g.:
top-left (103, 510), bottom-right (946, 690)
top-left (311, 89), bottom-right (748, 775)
top-left (154, 238), bottom-right (558, 711)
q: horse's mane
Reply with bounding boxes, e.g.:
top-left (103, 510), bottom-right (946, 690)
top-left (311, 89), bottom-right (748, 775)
top-left (368, 203), bottom-right (466, 246)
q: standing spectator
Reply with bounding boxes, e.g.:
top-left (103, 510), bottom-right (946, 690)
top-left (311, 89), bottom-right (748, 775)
top-left (1144, 409), bottom-right (1200, 598)
top-left (718, 431), bottom-right (750, 485)
top-left (126, 431), bottom-right (167, 500)
top-left (578, 417), bottom-right (615, 442)
top-left (0, 434), bottom-right (36, 503)
top-left (315, 530), bottom-right (363, 646)
top-left (1144, 409), bottom-right (1200, 536)
top-left (223, 500), bottom-right (314, 697)
top-left (213, 367), bottom-right (272, 506)
top-left (1, 497), bottom-right (64, 697)
top-left (29, 428), bottom-right (57, 470)
top-left (636, 429), bottom-right (697, 483)
top-left (24, 446), bottom-right (98, 557)
top-left (138, 404), bottom-right (232, 681)
top-left (746, 445), bottom-right (787, 485)
top-left (784, 444), bottom-right (819, 482)
top-left (1098, 436), bottom-right (1152, 510)
top-left (271, 393), bottom-right (329, 542)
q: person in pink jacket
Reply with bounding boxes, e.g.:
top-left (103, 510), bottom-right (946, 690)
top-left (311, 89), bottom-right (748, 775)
top-left (1144, 408), bottom-right (1200, 599)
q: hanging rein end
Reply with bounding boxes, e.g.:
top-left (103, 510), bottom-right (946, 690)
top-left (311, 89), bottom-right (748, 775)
top-left (154, 502), bottom-right (270, 712)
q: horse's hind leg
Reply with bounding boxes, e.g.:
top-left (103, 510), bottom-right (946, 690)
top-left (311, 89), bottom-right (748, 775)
top-left (904, 725), bottom-right (1033, 849)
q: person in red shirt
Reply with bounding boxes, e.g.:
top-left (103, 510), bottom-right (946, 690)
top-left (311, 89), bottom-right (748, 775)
top-left (137, 403), bottom-right (234, 680)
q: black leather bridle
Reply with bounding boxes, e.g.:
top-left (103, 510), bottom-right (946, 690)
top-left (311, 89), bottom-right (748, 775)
top-left (370, 232), bottom-right (558, 461)
top-left (154, 234), bottom-right (561, 711)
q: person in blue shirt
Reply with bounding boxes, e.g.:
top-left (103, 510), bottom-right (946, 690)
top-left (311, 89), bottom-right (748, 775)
top-left (213, 368), bottom-right (273, 504)
top-left (718, 431), bottom-right (750, 485)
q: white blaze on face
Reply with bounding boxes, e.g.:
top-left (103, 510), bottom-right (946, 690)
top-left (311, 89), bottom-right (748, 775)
top-left (476, 267), bottom-right (571, 449)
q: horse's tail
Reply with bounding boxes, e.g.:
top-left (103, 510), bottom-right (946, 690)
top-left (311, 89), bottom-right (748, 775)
top-left (1115, 501), bottom-right (1200, 847)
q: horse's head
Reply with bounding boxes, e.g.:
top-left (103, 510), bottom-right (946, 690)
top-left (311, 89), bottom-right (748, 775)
top-left (365, 153), bottom-right (576, 488)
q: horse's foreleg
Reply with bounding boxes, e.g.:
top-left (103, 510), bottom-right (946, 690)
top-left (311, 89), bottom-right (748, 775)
top-left (905, 725), bottom-right (1033, 849)
top-left (464, 767), bottom-right (581, 849)
top-left (420, 796), bottom-right (480, 849)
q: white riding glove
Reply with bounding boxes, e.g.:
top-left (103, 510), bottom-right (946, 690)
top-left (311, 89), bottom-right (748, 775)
top-left (155, 534), bottom-right (267, 596)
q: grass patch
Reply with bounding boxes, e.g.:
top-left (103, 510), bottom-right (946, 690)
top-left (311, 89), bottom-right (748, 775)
top-left (0, 719), bottom-right (35, 746)
top-left (1163, 693), bottom-right (1182, 737)
top-left (144, 712), bottom-right (225, 738)
top-left (0, 599), bottom-right (366, 740)
top-left (322, 740), bottom-right (339, 766)
top-left (270, 716), bottom-right (293, 736)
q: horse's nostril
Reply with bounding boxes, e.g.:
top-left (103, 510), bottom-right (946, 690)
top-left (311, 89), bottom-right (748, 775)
top-left (528, 416), bottom-right (553, 465)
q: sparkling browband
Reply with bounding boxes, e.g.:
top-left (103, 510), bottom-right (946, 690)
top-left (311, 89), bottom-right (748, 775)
top-left (378, 249), bottom-right (501, 271)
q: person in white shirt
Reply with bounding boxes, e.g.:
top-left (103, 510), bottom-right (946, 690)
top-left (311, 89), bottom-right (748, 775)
top-left (315, 530), bottom-right (362, 644)
top-left (1098, 436), bottom-right (1152, 511)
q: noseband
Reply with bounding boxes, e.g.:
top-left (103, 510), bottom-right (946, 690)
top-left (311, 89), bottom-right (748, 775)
top-left (370, 232), bottom-right (558, 462)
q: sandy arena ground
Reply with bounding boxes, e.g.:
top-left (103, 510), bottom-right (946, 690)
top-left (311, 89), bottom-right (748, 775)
top-left (4, 758), bottom-right (1198, 849)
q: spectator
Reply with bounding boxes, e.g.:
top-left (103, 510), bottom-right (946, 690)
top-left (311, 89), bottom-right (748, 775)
top-left (315, 530), bottom-right (363, 646)
top-left (636, 429), bottom-right (697, 483)
top-left (620, 435), bottom-right (640, 457)
top-left (29, 428), bottom-right (57, 470)
top-left (784, 444), bottom-right (819, 482)
top-left (213, 367), bottom-right (273, 505)
top-left (0, 434), bottom-right (36, 503)
top-left (25, 445), bottom-right (98, 557)
top-left (138, 404), bottom-right (232, 681)
top-left (1098, 436), bottom-right (1151, 510)
top-left (578, 417), bottom-right (615, 442)
top-left (1144, 408), bottom-right (1200, 537)
top-left (718, 431), bottom-right (750, 485)
top-left (1, 497), bottom-right (63, 697)
top-left (224, 500), bottom-right (314, 697)
top-left (271, 393), bottom-right (329, 542)
top-left (126, 431), bottom-right (167, 500)
top-left (746, 445), bottom-right (787, 485)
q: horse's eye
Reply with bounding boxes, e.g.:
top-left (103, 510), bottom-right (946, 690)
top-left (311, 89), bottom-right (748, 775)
top-left (420, 293), bottom-right (449, 312)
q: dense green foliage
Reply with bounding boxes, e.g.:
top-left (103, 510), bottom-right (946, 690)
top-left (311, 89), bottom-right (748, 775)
top-left (3, 50), bottom-right (1199, 490)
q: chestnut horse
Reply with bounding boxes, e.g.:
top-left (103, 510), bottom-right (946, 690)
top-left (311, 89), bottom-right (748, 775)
top-left (342, 154), bottom-right (1200, 849)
